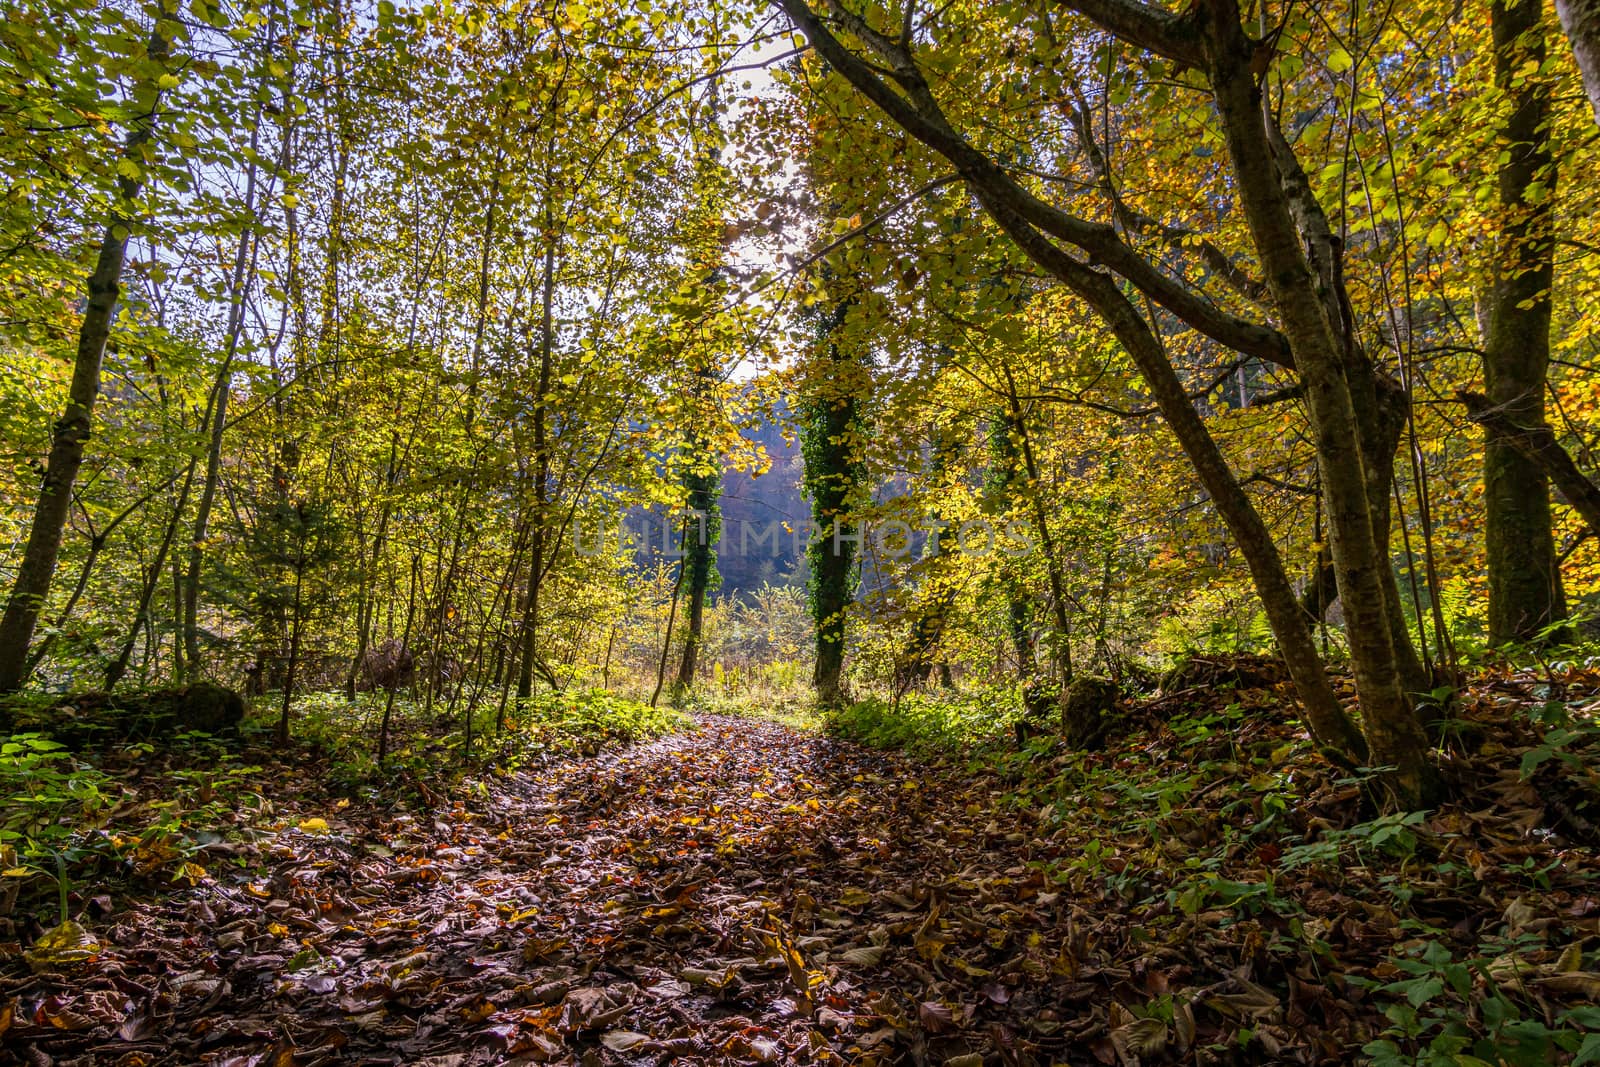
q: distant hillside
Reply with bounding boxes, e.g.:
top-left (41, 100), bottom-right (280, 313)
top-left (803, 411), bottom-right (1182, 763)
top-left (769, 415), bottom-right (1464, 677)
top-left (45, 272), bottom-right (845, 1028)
top-left (628, 408), bottom-right (808, 599)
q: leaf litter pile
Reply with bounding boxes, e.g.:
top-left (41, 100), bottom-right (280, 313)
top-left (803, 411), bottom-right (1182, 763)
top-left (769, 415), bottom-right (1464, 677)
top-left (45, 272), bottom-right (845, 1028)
top-left (4, 673), bottom-right (1600, 1066)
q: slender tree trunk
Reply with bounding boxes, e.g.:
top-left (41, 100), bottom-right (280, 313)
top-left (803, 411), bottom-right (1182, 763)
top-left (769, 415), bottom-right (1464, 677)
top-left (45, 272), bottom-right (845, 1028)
top-left (276, 523), bottom-right (309, 747)
top-left (378, 555), bottom-right (419, 764)
top-left (105, 458), bottom-right (198, 689)
top-left (0, 18), bottom-right (172, 692)
top-left (653, 518), bottom-right (690, 708)
top-left (896, 420), bottom-right (960, 692)
top-left (170, 553), bottom-right (184, 681)
top-left (988, 413), bottom-right (1045, 711)
top-left (1483, 0), bottom-right (1569, 646)
top-left (673, 502), bottom-right (715, 693)
top-left (517, 220), bottom-right (559, 701)
top-left (674, 395), bottom-right (721, 695)
top-left (1003, 371), bottom-right (1075, 684)
top-left (182, 101), bottom-right (267, 679)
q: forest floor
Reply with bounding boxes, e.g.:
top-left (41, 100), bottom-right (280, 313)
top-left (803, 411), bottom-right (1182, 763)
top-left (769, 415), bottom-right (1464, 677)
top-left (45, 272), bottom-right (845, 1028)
top-left (3, 676), bottom-right (1600, 1066)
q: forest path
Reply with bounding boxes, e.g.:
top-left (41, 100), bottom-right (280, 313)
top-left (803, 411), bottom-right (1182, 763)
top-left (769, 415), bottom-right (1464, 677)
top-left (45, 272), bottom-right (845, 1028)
top-left (9, 714), bottom-right (1101, 1066)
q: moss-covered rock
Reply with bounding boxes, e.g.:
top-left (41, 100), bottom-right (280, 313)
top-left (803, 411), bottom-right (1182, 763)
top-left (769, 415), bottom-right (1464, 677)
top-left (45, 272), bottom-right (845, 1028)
top-left (1062, 676), bottom-right (1120, 750)
top-left (2, 683), bottom-right (245, 747)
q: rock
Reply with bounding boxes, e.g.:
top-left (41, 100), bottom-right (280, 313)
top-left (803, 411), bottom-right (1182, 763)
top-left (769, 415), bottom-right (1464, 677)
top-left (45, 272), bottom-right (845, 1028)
top-left (1062, 676), bottom-right (1120, 750)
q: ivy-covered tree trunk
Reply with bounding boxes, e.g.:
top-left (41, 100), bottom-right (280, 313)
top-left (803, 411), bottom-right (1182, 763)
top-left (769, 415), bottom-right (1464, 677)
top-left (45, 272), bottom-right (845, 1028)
top-left (0, 18), bottom-right (173, 693)
top-left (1484, 0), bottom-right (1569, 646)
top-left (800, 297), bottom-right (869, 706)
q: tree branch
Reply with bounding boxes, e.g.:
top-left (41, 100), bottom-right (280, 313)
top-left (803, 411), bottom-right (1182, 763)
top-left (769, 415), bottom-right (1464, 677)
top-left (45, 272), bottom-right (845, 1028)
top-left (778, 0), bottom-right (1294, 368)
top-left (1459, 389), bottom-right (1600, 535)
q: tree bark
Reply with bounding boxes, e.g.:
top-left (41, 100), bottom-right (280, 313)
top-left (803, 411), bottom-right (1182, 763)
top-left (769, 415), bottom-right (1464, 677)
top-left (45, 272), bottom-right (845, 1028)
top-left (673, 352), bottom-right (722, 694)
top-left (1483, 0), bottom-right (1569, 646)
top-left (801, 297), bottom-right (868, 707)
top-left (674, 472), bottom-right (719, 693)
top-left (1557, 0), bottom-right (1600, 126)
top-left (0, 17), bottom-right (172, 692)
top-left (895, 420), bottom-right (961, 692)
top-left (1002, 372), bottom-right (1075, 684)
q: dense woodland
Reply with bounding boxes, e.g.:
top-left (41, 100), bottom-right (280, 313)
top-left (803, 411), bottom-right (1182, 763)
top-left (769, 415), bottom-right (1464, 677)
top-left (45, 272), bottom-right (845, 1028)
top-left (5, 0), bottom-right (1600, 1062)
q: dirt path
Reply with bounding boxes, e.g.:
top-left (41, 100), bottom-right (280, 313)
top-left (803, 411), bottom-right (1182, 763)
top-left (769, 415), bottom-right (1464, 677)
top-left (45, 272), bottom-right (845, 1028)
top-left (6, 715), bottom-right (1096, 1065)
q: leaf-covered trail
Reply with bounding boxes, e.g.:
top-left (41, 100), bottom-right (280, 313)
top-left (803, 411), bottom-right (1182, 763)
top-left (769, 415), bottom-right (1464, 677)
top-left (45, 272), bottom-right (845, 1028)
top-left (7, 715), bottom-right (1096, 1065)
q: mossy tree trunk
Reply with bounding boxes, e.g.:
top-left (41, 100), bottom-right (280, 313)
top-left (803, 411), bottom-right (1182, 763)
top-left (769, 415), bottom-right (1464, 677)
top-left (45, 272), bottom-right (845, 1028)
top-left (1484, 0), bottom-right (1569, 647)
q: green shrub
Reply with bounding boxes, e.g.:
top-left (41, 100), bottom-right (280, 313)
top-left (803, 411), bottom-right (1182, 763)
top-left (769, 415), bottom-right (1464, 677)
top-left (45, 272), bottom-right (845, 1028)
top-left (828, 686), bottom-right (1022, 753)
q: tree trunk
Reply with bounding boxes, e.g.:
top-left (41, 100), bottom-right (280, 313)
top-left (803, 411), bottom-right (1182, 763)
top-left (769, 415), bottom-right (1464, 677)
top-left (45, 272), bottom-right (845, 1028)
top-left (674, 363), bottom-right (722, 694)
top-left (276, 520), bottom-right (310, 748)
top-left (673, 491), bottom-right (718, 693)
top-left (379, 555), bottom-right (419, 764)
top-left (1203, 0), bottom-right (1431, 802)
top-left (652, 516), bottom-right (689, 708)
top-left (1557, 0), bottom-right (1600, 126)
top-left (1002, 371), bottom-right (1075, 684)
top-left (105, 459), bottom-right (198, 689)
top-left (800, 297), bottom-right (868, 706)
top-left (895, 420), bottom-right (961, 691)
top-left (0, 18), bottom-right (172, 692)
top-left (517, 220), bottom-right (559, 701)
top-left (1483, 0), bottom-right (1569, 646)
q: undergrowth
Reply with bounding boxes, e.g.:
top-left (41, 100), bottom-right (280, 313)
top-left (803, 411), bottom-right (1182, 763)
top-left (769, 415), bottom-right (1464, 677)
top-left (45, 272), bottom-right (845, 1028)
top-left (1, 687), bottom-right (685, 925)
top-left (827, 684), bottom-right (1023, 753)
top-left (827, 668), bottom-right (1600, 1063)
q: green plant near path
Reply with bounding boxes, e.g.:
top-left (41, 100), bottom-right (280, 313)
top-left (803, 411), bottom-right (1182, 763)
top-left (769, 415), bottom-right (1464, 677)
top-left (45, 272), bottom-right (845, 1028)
top-left (827, 686), bottom-right (1023, 753)
top-left (1355, 938), bottom-right (1600, 1066)
top-left (0, 734), bottom-right (110, 857)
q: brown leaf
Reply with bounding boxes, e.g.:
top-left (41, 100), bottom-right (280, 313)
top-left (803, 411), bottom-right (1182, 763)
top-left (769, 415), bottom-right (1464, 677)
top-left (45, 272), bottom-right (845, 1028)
top-left (918, 1000), bottom-right (956, 1033)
